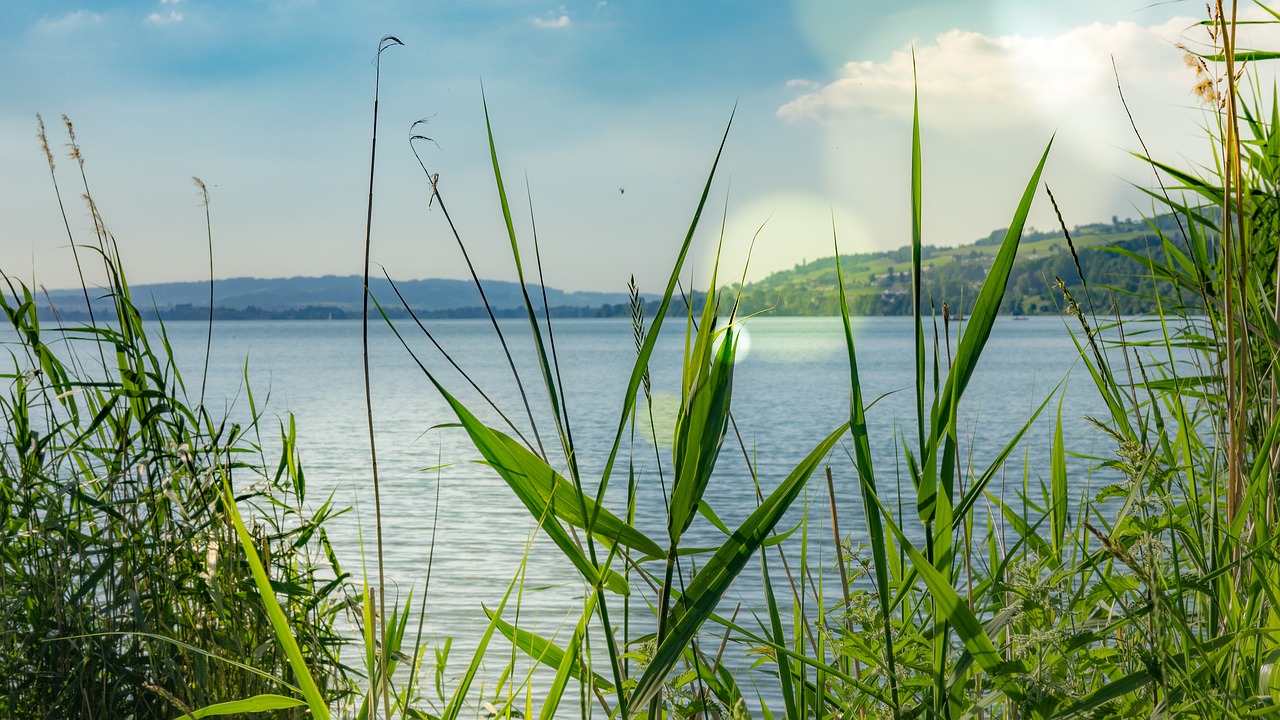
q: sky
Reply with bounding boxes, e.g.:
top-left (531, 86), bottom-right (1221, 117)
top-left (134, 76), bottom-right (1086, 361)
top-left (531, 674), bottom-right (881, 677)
top-left (3, 1), bottom-right (1278, 294)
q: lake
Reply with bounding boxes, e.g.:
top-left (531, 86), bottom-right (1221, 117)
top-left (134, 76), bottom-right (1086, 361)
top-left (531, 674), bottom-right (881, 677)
top-left (10, 312), bottom-right (1117, 711)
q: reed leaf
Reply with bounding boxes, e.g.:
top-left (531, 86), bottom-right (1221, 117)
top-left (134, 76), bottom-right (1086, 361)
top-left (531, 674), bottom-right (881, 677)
top-left (220, 480), bottom-right (330, 720)
top-left (628, 422), bottom-right (849, 716)
top-left (484, 601), bottom-right (616, 695)
top-left (427, 375), bottom-right (645, 593)
top-left (177, 694), bottom-right (307, 719)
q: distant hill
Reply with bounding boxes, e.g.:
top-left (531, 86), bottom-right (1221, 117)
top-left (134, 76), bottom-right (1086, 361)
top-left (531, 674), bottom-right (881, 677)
top-left (36, 276), bottom-right (650, 320)
top-left (728, 214), bottom-right (1203, 317)
top-left (27, 215), bottom-right (1204, 321)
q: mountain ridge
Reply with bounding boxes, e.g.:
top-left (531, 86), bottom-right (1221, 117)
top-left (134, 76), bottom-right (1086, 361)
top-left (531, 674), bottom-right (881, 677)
top-left (29, 214), bottom-right (1195, 320)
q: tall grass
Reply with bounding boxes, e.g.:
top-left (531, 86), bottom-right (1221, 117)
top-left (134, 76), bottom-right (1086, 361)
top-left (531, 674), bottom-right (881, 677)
top-left (9, 7), bottom-right (1280, 719)
top-left (0, 121), bottom-right (353, 719)
top-left (386, 11), bottom-right (1280, 716)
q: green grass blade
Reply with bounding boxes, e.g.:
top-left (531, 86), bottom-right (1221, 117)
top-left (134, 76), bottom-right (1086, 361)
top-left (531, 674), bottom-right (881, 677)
top-left (934, 138), bottom-right (1053, 445)
top-left (871, 487), bottom-right (1027, 703)
top-left (834, 230), bottom-right (901, 714)
top-left (178, 694), bottom-right (307, 719)
top-left (759, 548), bottom-right (799, 719)
top-left (596, 110), bottom-right (735, 502)
top-left (627, 422), bottom-right (848, 716)
top-left (910, 50), bottom-right (927, 461)
top-left (1050, 395), bottom-right (1068, 558)
top-left (483, 602), bottom-right (615, 694)
top-left (221, 480), bottom-right (330, 720)
top-left (429, 376), bottom-right (642, 592)
top-left (670, 323), bottom-right (736, 544)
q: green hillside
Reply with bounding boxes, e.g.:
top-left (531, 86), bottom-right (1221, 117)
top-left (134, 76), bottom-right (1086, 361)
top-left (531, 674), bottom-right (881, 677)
top-left (729, 215), bottom-right (1199, 316)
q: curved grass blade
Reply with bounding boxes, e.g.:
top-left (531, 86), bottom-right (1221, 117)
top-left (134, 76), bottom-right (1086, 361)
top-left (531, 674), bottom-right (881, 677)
top-left (221, 479), bottom-right (330, 720)
top-left (919, 136), bottom-right (1054, 525)
top-left (178, 694), bottom-right (307, 719)
top-left (627, 422), bottom-right (849, 716)
top-left (428, 374), bottom-right (650, 593)
top-left (484, 602), bottom-right (616, 695)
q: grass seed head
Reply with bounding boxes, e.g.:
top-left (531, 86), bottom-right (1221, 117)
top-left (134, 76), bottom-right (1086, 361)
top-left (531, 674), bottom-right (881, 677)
top-left (36, 113), bottom-right (54, 171)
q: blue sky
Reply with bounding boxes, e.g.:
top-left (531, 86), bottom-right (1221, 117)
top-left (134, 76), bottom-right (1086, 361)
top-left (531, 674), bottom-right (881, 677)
top-left (2, 1), bottom-right (1272, 293)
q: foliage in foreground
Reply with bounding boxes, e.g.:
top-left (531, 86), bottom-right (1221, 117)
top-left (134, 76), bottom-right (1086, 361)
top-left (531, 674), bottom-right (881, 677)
top-left (374, 8), bottom-right (1280, 717)
top-left (0, 123), bottom-right (353, 719)
top-left (8, 6), bottom-right (1280, 720)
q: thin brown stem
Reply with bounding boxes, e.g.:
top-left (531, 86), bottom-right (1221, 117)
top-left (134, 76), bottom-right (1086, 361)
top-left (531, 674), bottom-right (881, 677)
top-left (362, 33), bottom-right (402, 720)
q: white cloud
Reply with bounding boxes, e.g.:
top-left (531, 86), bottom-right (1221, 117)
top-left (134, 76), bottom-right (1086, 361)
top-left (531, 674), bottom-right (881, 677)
top-left (786, 78), bottom-right (819, 90)
top-left (778, 18), bottom-right (1209, 130)
top-left (37, 11), bottom-right (103, 32)
top-left (160, 0), bottom-right (182, 4)
top-left (146, 10), bottom-right (184, 24)
top-left (765, 8), bottom-right (1280, 264)
top-left (533, 14), bottom-right (571, 29)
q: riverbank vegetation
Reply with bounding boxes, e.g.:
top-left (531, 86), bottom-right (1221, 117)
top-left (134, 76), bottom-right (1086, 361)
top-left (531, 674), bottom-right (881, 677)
top-left (4, 4), bottom-right (1279, 719)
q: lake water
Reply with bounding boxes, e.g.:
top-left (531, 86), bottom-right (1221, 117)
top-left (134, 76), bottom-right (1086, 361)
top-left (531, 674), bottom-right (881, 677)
top-left (11, 313), bottom-right (1123, 712)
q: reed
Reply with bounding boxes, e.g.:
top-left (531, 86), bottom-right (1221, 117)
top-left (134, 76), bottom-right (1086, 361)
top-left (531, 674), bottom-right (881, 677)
top-left (0, 121), bottom-right (353, 718)
top-left (8, 7), bottom-right (1280, 718)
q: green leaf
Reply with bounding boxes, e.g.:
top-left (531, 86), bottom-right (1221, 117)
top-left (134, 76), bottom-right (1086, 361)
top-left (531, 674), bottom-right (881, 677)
top-left (221, 481), bottom-right (331, 720)
top-left (670, 323), bottom-right (736, 544)
top-left (873, 490), bottom-right (1027, 703)
top-left (627, 422), bottom-right (848, 716)
top-left (430, 379), bottom-right (641, 594)
top-left (920, 136), bottom-right (1054, 523)
top-left (483, 601), bottom-right (616, 696)
top-left (835, 229), bottom-right (902, 714)
top-left (177, 694), bottom-right (307, 719)
top-left (1051, 396), bottom-right (1068, 558)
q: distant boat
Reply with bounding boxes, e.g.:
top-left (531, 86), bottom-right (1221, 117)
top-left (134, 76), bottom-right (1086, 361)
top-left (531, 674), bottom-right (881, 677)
top-left (1012, 315), bottom-right (1029, 321)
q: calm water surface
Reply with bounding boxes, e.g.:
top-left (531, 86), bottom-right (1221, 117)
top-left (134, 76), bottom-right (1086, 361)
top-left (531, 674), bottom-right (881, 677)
top-left (20, 314), bottom-right (1124, 711)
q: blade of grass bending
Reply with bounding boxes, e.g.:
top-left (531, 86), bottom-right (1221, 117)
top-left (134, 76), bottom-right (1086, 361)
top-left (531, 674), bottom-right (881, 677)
top-left (481, 108), bottom-right (636, 706)
top-left (427, 372), bottom-right (653, 592)
top-left (449, 391), bottom-right (662, 559)
top-left (177, 694), bottom-right (307, 719)
top-left (869, 486), bottom-right (1027, 703)
top-left (484, 602), bottom-right (615, 693)
top-left (481, 101), bottom-right (567, 465)
top-left (627, 422), bottom-right (849, 717)
top-left (923, 137), bottom-right (1053, 527)
top-left (220, 479), bottom-right (330, 720)
top-left (378, 272), bottom-right (534, 448)
top-left (921, 141), bottom-right (1053, 528)
top-left (834, 227), bottom-right (901, 715)
top-left (407, 132), bottom-right (545, 455)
